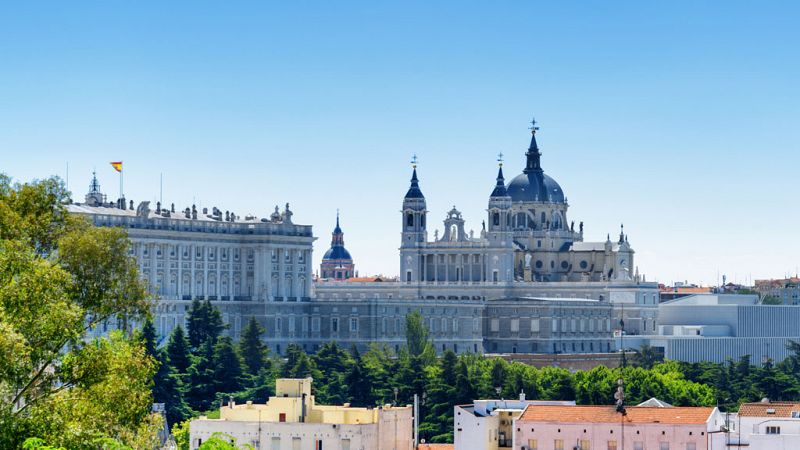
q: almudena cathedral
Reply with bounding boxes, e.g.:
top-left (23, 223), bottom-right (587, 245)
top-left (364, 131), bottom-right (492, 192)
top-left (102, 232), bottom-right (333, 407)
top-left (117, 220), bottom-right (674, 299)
top-left (69, 123), bottom-right (660, 355)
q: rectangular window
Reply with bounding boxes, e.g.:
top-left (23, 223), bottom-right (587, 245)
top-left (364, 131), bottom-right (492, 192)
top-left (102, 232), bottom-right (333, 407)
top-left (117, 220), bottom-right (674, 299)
top-left (766, 426), bottom-right (781, 434)
top-left (608, 441), bottom-right (617, 450)
top-left (331, 318), bottom-right (339, 333)
top-left (341, 439), bottom-right (350, 450)
top-left (453, 318), bottom-right (459, 333)
top-left (580, 440), bottom-right (590, 450)
top-left (490, 318), bottom-right (500, 332)
top-left (311, 317), bottom-right (320, 332)
top-left (554, 439), bottom-right (564, 450)
top-left (552, 319), bottom-right (558, 332)
top-left (526, 439), bottom-right (537, 450)
top-left (350, 317), bottom-right (358, 332)
top-left (660, 443), bottom-right (669, 450)
top-left (292, 437), bottom-right (301, 450)
top-left (271, 437), bottom-right (280, 450)
top-left (686, 443), bottom-right (696, 450)
top-left (634, 443), bottom-right (643, 450)
top-left (275, 317), bottom-right (282, 333)
top-left (510, 318), bottom-right (519, 332)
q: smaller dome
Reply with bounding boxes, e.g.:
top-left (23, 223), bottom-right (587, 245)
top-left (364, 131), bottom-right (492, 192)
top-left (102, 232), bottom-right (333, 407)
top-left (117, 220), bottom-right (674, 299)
top-left (323, 246), bottom-right (352, 260)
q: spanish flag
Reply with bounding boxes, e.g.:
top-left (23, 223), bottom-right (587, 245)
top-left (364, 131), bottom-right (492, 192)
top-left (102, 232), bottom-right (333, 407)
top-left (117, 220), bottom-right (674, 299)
top-left (110, 161), bottom-right (123, 172)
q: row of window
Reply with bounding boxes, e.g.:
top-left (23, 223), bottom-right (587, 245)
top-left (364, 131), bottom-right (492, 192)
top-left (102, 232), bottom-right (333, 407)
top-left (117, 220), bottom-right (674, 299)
top-left (134, 244), bottom-right (308, 264)
top-left (489, 318), bottom-right (613, 334)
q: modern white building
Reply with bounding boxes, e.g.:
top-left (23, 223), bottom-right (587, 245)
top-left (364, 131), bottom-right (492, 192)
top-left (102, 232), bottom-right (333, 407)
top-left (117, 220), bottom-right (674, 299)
top-left (189, 378), bottom-right (413, 450)
top-left (645, 294), bottom-right (800, 363)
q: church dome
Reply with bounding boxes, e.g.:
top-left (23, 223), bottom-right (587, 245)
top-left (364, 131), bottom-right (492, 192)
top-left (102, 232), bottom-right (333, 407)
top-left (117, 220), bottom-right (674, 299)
top-left (507, 172), bottom-right (565, 203)
top-left (323, 246), bottom-right (352, 261)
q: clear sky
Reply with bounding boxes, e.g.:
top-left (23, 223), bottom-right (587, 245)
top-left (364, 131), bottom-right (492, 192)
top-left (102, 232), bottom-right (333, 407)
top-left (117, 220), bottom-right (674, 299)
top-left (1, 2), bottom-right (798, 286)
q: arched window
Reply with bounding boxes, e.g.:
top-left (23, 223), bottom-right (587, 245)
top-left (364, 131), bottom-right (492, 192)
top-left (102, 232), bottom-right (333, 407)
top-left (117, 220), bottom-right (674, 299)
top-left (493, 212), bottom-right (500, 226)
top-left (406, 213), bottom-right (414, 227)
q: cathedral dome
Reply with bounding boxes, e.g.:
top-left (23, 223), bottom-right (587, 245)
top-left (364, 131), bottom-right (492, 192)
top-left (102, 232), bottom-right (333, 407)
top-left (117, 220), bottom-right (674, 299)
top-left (507, 172), bottom-right (565, 203)
top-left (506, 120), bottom-right (566, 204)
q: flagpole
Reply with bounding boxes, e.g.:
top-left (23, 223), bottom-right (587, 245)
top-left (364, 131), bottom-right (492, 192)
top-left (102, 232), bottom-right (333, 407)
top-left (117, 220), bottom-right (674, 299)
top-left (120, 163), bottom-right (124, 204)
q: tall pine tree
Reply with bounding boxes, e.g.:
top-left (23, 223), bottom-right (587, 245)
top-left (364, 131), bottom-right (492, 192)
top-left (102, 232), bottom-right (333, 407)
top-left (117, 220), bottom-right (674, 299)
top-left (187, 299), bottom-right (225, 349)
top-left (167, 325), bottom-right (192, 376)
top-left (239, 316), bottom-right (268, 375)
top-left (214, 336), bottom-right (245, 395)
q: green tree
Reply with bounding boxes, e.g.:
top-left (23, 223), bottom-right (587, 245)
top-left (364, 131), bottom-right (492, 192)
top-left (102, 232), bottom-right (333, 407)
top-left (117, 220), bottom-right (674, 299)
top-left (405, 311), bottom-right (434, 359)
top-left (238, 317), bottom-right (268, 376)
top-left (187, 299), bottom-right (225, 350)
top-left (213, 337), bottom-right (245, 395)
top-left (167, 325), bottom-right (192, 376)
top-left (187, 339), bottom-right (219, 412)
top-left (0, 176), bottom-right (157, 448)
top-left (345, 348), bottom-right (373, 407)
top-left (631, 344), bottom-right (663, 369)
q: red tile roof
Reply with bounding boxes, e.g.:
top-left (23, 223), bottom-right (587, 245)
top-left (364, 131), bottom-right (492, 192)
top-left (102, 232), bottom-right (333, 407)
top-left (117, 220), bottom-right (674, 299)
top-left (739, 402), bottom-right (800, 417)
top-left (519, 405), bottom-right (714, 425)
top-left (417, 444), bottom-right (454, 450)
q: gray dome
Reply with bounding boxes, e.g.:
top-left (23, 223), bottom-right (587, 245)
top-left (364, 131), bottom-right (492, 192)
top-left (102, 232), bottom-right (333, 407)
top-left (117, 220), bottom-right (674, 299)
top-left (506, 172), bottom-right (565, 204)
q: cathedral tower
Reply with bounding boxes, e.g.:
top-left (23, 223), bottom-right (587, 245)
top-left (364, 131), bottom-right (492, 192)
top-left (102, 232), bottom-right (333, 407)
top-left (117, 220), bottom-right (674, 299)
top-left (400, 158), bottom-right (427, 283)
top-left (486, 156), bottom-right (514, 282)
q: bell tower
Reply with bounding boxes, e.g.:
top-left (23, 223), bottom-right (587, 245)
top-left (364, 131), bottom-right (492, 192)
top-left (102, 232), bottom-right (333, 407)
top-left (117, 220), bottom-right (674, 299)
top-left (400, 156), bottom-right (427, 283)
top-left (486, 154), bottom-right (514, 282)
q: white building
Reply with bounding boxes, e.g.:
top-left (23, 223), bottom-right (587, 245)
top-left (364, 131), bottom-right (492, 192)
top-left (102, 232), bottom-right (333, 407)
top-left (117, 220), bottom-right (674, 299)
top-left (721, 400), bottom-right (800, 449)
top-left (190, 378), bottom-right (413, 450)
top-left (454, 395), bottom-right (575, 449)
top-left (645, 294), bottom-right (800, 363)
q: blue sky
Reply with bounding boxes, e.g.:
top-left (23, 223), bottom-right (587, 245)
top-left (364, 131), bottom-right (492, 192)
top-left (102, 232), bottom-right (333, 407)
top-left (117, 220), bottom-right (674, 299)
top-left (1, 2), bottom-right (798, 285)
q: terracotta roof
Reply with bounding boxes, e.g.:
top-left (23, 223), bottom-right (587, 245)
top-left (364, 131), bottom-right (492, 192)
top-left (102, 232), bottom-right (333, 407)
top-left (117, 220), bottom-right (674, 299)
top-left (739, 402), bottom-right (800, 417)
top-left (519, 405), bottom-right (714, 425)
top-left (417, 445), bottom-right (454, 450)
top-left (346, 276), bottom-right (385, 282)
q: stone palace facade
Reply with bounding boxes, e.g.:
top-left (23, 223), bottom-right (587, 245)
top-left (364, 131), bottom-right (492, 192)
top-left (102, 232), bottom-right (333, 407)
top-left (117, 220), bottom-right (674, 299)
top-left (70, 123), bottom-right (659, 355)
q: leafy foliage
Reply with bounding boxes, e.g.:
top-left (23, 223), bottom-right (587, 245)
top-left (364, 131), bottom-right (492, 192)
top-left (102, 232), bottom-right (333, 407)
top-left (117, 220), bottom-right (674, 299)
top-left (0, 176), bottom-right (157, 448)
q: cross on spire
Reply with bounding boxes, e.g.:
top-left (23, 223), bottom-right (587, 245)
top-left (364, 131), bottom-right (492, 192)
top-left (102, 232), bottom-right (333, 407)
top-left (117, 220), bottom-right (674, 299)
top-left (411, 154), bottom-right (418, 169)
top-left (529, 118), bottom-right (539, 133)
top-left (497, 152), bottom-right (504, 167)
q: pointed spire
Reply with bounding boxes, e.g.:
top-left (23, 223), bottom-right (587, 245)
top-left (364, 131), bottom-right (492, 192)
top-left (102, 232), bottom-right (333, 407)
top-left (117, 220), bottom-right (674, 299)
top-left (331, 211), bottom-right (344, 247)
top-left (491, 152), bottom-right (508, 197)
top-left (89, 170), bottom-right (101, 194)
top-left (524, 118), bottom-right (543, 174)
top-left (619, 223), bottom-right (625, 244)
top-left (405, 154), bottom-right (425, 199)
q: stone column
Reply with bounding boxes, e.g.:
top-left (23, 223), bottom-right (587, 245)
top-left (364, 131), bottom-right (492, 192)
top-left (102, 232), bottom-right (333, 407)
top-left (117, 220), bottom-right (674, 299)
top-left (265, 247), bottom-right (273, 301)
top-left (189, 244), bottom-right (195, 298)
top-left (277, 248), bottom-right (285, 299)
top-left (177, 244), bottom-right (183, 299)
top-left (253, 247), bottom-right (261, 301)
top-left (293, 249), bottom-right (300, 300)
top-left (227, 246), bottom-right (234, 301)
top-left (202, 246), bottom-right (208, 298)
